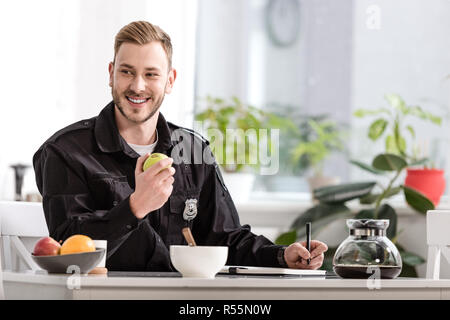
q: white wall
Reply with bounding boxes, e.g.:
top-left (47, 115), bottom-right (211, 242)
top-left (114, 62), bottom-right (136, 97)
top-left (195, 0), bottom-right (250, 103)
top-left (0, 0), bottom-right (79, 200)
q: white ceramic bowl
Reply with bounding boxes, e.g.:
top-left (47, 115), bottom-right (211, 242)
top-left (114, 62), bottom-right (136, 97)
top-left (170, 245), bottom-right (228, 278)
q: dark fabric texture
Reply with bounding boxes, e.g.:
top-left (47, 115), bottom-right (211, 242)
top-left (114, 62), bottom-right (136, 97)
top-left (33, 101), bottom-right (285, 271)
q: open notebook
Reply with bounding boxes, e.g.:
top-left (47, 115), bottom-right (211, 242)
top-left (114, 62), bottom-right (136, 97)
top-left (219, 265), bottom-right (326, 276)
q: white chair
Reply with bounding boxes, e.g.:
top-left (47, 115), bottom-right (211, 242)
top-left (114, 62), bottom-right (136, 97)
top-left (0, 212), bottom-right (4, 299)
top-left (426, 210), bottom-right (450, 279)
top-left (0, 201), bottom-right (48, 272)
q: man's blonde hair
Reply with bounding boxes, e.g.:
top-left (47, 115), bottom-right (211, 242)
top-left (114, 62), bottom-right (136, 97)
top-left (114, 21), bottom-right (173, 70)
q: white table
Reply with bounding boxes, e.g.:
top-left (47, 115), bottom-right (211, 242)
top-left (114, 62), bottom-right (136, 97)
top-left (3, 271), bottom-right (450, 300)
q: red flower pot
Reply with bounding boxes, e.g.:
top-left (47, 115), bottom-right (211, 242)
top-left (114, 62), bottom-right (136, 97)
top-left (404, 168), bottom-right (446, 206)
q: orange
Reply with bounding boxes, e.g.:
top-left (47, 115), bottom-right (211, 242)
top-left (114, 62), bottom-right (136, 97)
top-left (60, 234), bottom-right (96, 255)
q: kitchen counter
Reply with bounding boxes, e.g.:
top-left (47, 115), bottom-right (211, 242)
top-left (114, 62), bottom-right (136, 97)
top-left (3, 271), bottom-right (450, 300)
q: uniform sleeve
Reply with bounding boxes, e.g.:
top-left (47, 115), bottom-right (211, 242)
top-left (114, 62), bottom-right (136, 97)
top-left (32, 143), bottom-right (161, 259)
top-left (194, 156), bottom-right (286, 267)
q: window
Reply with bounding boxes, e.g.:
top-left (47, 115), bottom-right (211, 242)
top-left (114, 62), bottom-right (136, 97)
top-left (194, 0), bottom-right (450, 197)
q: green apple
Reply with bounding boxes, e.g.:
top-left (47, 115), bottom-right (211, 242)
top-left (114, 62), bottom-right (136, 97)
top-left (143, 153), bottom-right (170, 172)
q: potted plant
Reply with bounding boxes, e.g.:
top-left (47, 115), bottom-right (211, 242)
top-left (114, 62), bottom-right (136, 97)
top-left (275, 152), bottom-right (434, 277)
top-left (353, 93), bottom-right (444, 205)
top-left (259, 105), bottom-right (335, 192)
top-left (275, 94), bottom-right (443, 277)
top-left (290, 118), bottom-right (346, 196)
top-left (195, 96), bottom-right (294, 202)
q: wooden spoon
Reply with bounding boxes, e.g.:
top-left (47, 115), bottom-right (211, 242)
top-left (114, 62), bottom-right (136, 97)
top-left (182, 227), bottom-right (197, 246)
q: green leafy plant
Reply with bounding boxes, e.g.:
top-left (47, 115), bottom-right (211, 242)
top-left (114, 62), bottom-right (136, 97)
top-left (291, 118), bottom-right (346, 176)
top-left (275, 153), bottom-right (433, 276)
top-left (275, 94), bottom-right (441, 277)
top-left (195, 96), bottom-right (295, 173)
top-left (263, 104), bottom-right (342, 176)
top-left (353, 93), bottom-right (442, 164)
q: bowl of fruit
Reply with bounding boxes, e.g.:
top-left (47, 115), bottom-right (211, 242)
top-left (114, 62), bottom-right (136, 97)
top-left (31, 234), bottom-right (105, 274)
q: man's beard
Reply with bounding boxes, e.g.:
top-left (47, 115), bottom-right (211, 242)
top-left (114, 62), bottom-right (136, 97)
top-left (112, 87), bottom-right (166, 124)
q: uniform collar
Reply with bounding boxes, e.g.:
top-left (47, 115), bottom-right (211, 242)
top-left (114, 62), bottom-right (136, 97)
top-left (94, 101), bottom-right (174, 158)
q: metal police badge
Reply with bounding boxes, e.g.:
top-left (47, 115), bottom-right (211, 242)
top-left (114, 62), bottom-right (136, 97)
top-left (183, 199), bottom-right (198, 221)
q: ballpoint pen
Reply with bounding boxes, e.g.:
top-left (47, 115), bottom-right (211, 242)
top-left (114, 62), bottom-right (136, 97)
top-left (306, 222), bottom-right (311, 265)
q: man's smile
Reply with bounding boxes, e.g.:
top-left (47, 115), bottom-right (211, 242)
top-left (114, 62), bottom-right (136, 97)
top-left (126, 96), bottom-right (151, 107)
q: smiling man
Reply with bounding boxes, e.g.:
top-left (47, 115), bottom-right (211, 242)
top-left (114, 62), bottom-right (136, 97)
top-left (33, 21), bottom-right (328, 271)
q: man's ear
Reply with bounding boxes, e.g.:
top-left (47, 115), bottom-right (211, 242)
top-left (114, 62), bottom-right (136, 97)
top-left (108, 62), bottom-right (114, 87)
top-left (165, 68), bottom-right (177, 94)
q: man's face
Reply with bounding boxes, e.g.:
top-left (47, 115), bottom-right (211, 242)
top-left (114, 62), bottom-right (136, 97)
top-left (109, 41), bottom-right (176, 124)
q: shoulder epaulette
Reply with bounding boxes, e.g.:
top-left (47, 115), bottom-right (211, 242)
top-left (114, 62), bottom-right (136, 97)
top-left (46, 117), bottom-right (95, 143)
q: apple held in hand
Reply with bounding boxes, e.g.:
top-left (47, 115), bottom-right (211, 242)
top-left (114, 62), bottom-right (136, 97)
top-left (33, 236), bottom-right (61, 256)
top-left (143, 153), bottom-right (171, 172)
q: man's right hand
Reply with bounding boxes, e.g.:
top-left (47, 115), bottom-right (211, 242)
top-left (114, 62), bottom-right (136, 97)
top-left (129, 153), bottom-right (176, 219)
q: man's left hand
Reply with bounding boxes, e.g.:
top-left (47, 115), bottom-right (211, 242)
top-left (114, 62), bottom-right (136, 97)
top-left (284, 240), bottom-right (328, 270)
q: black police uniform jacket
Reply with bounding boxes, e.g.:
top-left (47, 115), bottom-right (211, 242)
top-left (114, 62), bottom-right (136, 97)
top-left (33, 102), bottom-right (286, 271)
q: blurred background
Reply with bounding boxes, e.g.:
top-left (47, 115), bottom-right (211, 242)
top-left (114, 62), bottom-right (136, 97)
top-left (0, 0), bottom-right (449, 202)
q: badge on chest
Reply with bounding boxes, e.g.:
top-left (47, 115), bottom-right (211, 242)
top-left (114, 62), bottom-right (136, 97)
top-left (183, 199), bottom-right (198, 222)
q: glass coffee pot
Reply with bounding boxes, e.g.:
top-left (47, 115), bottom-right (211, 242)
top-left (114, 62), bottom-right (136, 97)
top-left (333, 219), bottom-right (402, 279)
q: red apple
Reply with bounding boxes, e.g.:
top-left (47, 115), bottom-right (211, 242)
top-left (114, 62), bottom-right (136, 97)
top-left (33, 237), bottom-right (61, 256)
